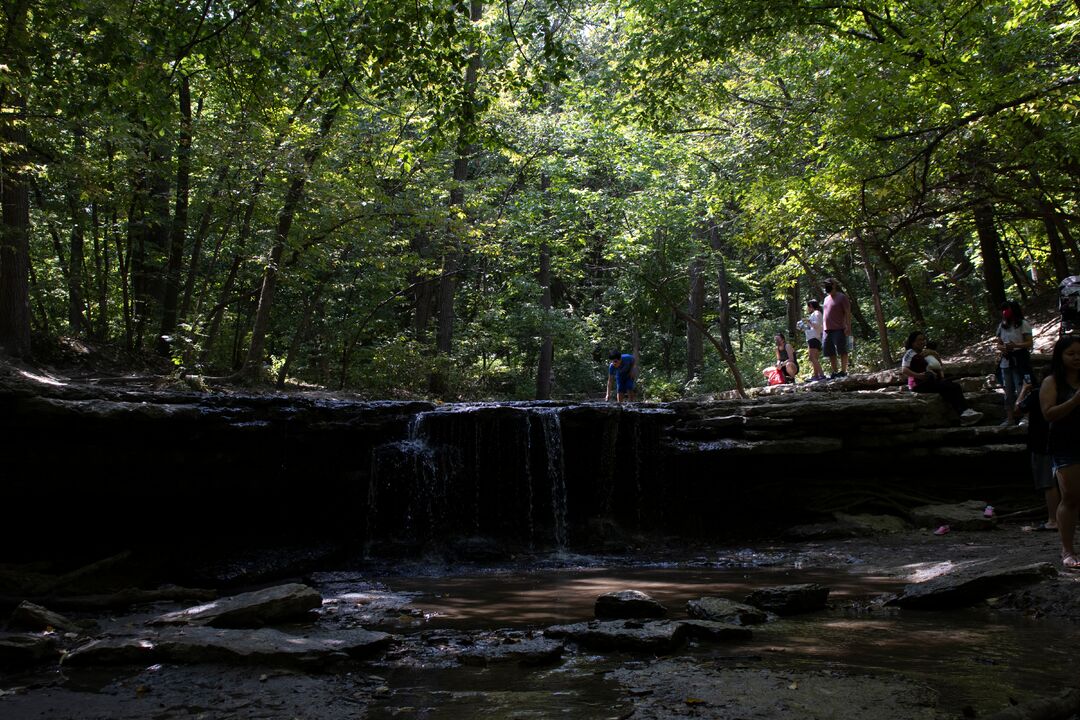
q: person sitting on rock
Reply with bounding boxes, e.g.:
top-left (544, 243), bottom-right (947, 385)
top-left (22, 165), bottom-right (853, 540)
top-left (766, 332), bottom-right (799, 384)
top-left (901, 331), bottom-right (983, 426)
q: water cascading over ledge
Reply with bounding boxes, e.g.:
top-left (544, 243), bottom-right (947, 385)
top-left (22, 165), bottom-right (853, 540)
top-left (365, 404), bottom-right (670, 552)
top-left (0, 381), bottom-right (1029, 561)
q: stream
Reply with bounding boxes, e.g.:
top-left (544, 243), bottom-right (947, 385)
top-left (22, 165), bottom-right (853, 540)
top-left (310, 547), bottom-right (1078, 719)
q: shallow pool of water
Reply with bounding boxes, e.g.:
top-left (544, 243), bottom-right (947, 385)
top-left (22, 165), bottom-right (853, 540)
top-left (317, 550), bottom-right (1078, 719)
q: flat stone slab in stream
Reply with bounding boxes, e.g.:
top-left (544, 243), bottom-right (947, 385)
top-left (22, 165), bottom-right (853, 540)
top-left (594, 589), bottom-right (667, 619)
top-left (63, 627), bottom-right (392, 668)
top-left (744, 584), bottom-right (831, 615)
top-left (887, 562), bottom-right (1057, 609)
top-left (686, 597), bottom-right (768, 625)
top-left (546, 619), bottom-right (752, 653)
top-left (150, 583), bottom-right (321, 627)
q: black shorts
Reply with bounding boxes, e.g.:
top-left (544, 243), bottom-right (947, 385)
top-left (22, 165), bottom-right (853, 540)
top-left (823, 329), bottom-right (846, 357)
top-left (807, 338), bottom-right (822, 351)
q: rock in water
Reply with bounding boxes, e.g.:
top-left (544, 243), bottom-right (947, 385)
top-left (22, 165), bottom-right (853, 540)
top-left (594, 589), bottom-right (667, 619)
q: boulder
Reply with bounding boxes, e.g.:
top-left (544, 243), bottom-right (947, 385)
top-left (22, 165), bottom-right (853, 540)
top-left (833, 513), bottom-right (910, 534)
top-left (0, 633), bottom-right (61, 670)
top-left (685, 597), bottom-right (767, 625)
top-left (545, 620), bottom-right (688, 653)
top-left (782, 520), bottom-right (877, 541)
top-left (63, 627), bottom-right (391, 668)
top-left (887, 562), bottom-right (1056, 610)
top-left (744, 583), bottom-right (830, 615)
top-left (910, 500), bottom-right (995, 531)
top-left (8, 601), bottom-right (82, 633)
top-left (594, 590), bottom-right (667, 619)
top-left (150, 583), bottom-right (322, 628)
top-left (784, 513), bottom-right (910, 540)
top-left (457, 636), bottom-right (564, 667)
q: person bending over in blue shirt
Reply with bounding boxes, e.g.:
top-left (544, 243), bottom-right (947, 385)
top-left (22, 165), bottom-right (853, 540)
top-left (606, 351), bottom-right (637, 402)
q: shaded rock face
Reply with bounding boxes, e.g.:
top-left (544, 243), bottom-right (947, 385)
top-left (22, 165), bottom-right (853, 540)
top-left (150, 583), bottom-right (322, 628)
top-left (9, 601), bottom-right (82, 633)
top-left (63, 627), bottom-right (392, 669)
top-left (545, 617), bottom-right (753, 654)
top-left (686, 597), bottom-right (767, 625)
top-left (594, 590), bottom-right (667, 619)
top-left (910, 500), bottom-right (995, 531)
top-left (887, 562), bottom-right (1056, 610)
top-left (2, 378), bottom-right (1030, 560)
top-left (744, 584), bottom-right (831, 616)
top-left (0, 633), bottom-right (61, 670)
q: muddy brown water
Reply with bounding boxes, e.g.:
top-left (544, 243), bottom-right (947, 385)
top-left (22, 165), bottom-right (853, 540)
top-left (2, 547), bottom-right (1076, 720)
top-left (345, 556), bottom-right (1078, 719)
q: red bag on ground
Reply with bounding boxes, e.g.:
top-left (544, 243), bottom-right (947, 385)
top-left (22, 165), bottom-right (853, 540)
top-left (765, 367), bottom-right (783, 385)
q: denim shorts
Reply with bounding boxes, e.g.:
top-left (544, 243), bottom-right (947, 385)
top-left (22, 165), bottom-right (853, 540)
top-left (1052, 453), bottom-right (1080, 474)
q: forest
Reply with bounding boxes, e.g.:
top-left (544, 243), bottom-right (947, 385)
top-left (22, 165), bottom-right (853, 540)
top-left (1, 0), bottom-right (1077, 400)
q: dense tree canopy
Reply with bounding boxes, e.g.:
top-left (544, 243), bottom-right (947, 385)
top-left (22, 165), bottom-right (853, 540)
top-left (1, 0), bottom-right (1077, 398)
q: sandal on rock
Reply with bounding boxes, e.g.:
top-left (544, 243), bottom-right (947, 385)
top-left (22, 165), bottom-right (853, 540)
top-left (1062, 554), bottom-right (1080, 570)
top-left (1023, 522), bottom-right (1059, 532)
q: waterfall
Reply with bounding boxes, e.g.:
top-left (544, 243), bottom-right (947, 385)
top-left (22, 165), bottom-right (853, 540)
top-left (522, 414), bottom-right (535, 546)
top-left (537, 407), bottom-right (568, 549)
top-left (367, 411), bottom-right (440, 546)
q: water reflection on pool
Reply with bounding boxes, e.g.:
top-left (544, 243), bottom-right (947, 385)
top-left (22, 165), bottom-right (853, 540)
top-left (319, 550), bottom-right (1077, 719)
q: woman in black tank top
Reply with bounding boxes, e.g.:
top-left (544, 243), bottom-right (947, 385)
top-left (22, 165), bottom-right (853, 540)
top-left (1039, 335), bottom-right (1080, 570)
top-left (773, 332), bottom-right (799, 383)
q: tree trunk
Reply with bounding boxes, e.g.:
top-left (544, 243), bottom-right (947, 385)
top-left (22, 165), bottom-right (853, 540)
top-left (870, 237), bottom-right (925, 327)
top-left (276, 281), bottom-right (325, 389)
top-left (128, 136), bottom-right (172, 351)
top-left (201, 79), bottom-right (324, 362)
top-left (973, 202), bottom-right (1007, 315)
top-left (66, 201), bottom-right (86, 334)
top-left (998, 231), bottom-right (1031, 301)
top-left (430, 0), bottom-right (484, 396)
top-left (180, 155), bottom-right (229, 323)
top-left (91, 201), bottom-right (108, 339)
top-left (59, 128), bottom-right (92, 336)
top-left (535, 172), bottom-right (554, 400)
top-left (855, 232), bottom-right (893, 367)
top-left (785, 282), bottom-right (799, 348)
top-left (158, 74), bottom-right (192, 355)
top-left (686, 254), bottom-right (705, 382)
top-left (242, 102), bottom-right (340, 382)
top-left (1039, 202), bottom-right (1071, 283)
top-left (708, 221), bottom-right (733, 353)
top-left (0, 0), bottom-right (33, 357)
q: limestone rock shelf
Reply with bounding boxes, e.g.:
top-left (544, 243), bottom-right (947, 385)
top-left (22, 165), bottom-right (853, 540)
top-left (2, 372), bottom-right (1027, 559)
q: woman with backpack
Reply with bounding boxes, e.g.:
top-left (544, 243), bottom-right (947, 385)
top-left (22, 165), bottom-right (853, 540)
top-left (992, 301), bottom-right (1033, 426)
